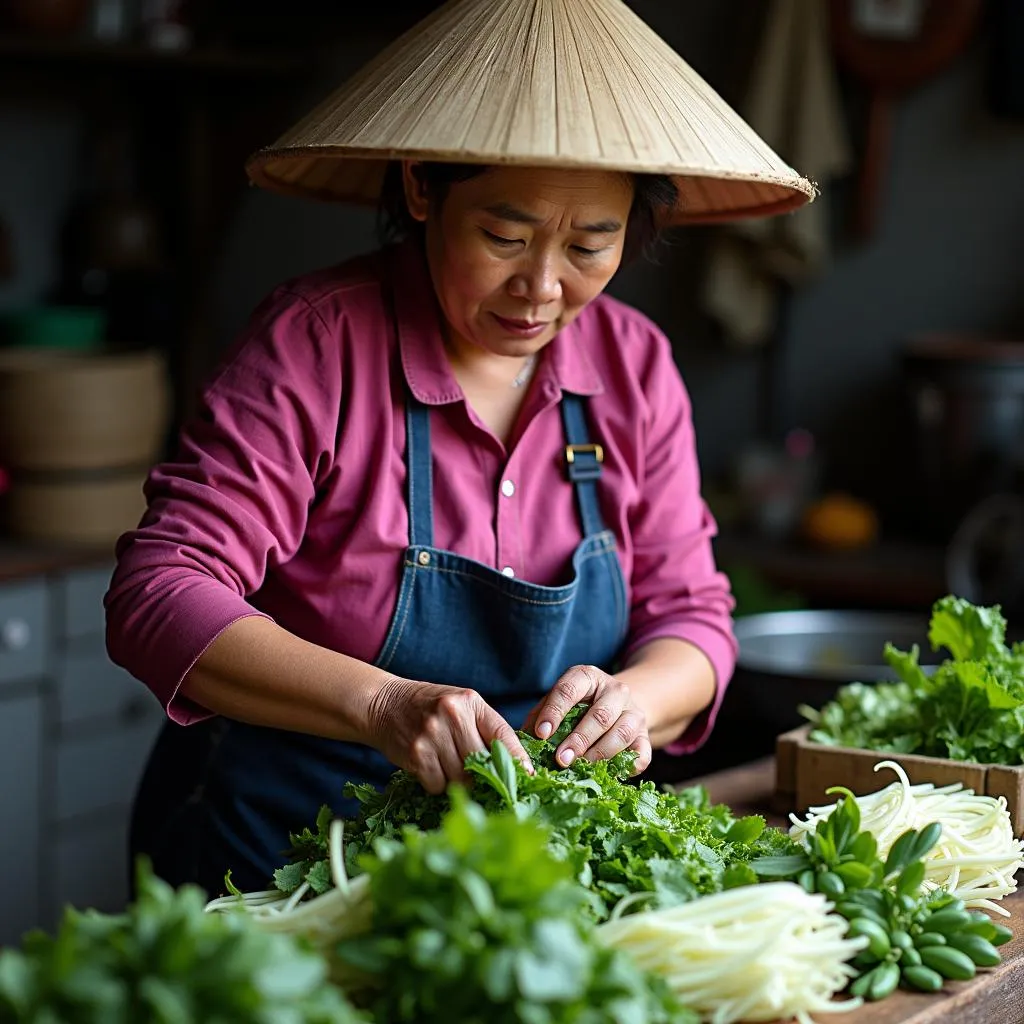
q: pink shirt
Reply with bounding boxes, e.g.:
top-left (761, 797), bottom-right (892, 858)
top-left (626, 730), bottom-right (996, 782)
top-left (105, 242), bottom-right (736, 753)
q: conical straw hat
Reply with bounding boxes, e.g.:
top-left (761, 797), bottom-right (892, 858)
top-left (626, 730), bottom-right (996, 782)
top-left (246, 0), bottom-right (816, 224)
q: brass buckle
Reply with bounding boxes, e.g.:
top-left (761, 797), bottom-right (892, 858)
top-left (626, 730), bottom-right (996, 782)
top-left (564, 443), bottom-right (604, 465)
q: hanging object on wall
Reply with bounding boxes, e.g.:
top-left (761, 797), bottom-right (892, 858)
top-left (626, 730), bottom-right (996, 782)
top-left (829, 0), bottom-right (983, 240)
top-left (702, 0), bottom-right (852, 349)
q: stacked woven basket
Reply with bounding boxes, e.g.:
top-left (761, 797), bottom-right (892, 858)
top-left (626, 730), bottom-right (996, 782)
top-left (0, 346), bottom-right (169, 547)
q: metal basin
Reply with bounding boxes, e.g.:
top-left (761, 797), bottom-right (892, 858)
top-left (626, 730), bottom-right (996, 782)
top-left (647, 610), bottom-right (935, 785)
top-left (734, 610), bottom-right (938, 684)
top-left (726, 610), bottom-right (937, 740)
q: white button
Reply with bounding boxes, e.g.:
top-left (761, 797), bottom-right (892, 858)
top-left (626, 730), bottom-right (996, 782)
top-left (417, 551), bottom-right (431, 566)
top-left (502, 566), bottom-right (515, 578)
top-left (501, 479), bottom-right (515, 498)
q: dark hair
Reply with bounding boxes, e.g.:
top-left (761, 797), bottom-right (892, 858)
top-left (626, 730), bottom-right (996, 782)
top-left (377, 161), bottom-right (678, 263)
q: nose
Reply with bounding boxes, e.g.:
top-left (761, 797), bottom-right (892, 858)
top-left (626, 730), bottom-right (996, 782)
top-left (508, 250), bottom-right (562, 306)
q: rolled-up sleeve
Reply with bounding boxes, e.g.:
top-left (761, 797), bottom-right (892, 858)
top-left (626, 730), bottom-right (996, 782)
top-left (105, 290), bottom-right (338, 724)
top-left (623, 329), bottom-right (737, 754)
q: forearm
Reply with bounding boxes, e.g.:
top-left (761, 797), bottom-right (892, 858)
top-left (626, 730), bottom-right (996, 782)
top-left (179, 615), bottom-right (393, 744)
top-left (615, 637), bottom-right (716, 748)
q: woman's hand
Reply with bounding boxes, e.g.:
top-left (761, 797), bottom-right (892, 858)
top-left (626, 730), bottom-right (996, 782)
top-left (366, 677), bottom-right (534, 794)
top-left (523, 666), bottom-right (651, 775)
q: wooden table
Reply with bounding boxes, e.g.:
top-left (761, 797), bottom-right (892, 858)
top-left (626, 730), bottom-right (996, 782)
top-left (689, 758), bottom-right (1024, 1024)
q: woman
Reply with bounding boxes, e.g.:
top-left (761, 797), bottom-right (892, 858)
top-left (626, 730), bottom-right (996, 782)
top-left (106, 0), bottom-right (813, 896)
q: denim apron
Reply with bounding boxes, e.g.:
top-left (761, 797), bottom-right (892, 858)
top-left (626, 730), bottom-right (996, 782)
top-left (129, 391), bottom-right (628, 895)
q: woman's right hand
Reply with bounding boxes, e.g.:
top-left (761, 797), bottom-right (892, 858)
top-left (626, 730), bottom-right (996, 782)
top-left (366, 677), bottom-right (534, 794)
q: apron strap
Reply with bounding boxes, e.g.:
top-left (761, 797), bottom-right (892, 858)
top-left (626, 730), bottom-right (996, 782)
top-left (560, 394), bottom-right (607, 538)
top-left (404, 397), bottom-right (435, 547)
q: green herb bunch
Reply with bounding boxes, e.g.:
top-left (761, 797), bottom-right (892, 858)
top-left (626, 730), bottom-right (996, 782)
top-left (274, 705), bottom-right (799, 916)
top-left (753, 792), bottom-right (1011, 1002)
top-left (0, 862), bottom-right (366, 1024)
top-left (335, 790), bottom-right (694, 1024)
top-left (805, 596), bottom-right (1024, 765)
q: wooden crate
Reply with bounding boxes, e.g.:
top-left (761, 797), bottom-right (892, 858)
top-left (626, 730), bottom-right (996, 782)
top-left (775, 725), bottom-right (1024, 836)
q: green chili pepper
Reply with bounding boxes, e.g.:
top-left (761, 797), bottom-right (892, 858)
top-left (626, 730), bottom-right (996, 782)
top-left (901, 965), bottom-right (943, 992)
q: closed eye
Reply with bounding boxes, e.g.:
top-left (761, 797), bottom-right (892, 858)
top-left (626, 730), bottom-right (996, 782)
top-left (573, 245), bottom-right (604, 257)
top-left (482, 229), bottom-right (521, 247)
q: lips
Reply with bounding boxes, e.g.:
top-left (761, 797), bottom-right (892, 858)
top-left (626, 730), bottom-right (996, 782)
top-left (492, 313), bottom-right (551, 337)
top-left (496, 315), bottom-right (546, 329)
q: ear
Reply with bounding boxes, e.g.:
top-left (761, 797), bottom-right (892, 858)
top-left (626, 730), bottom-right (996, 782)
top-left (401, 161), bottom-right (429, 223)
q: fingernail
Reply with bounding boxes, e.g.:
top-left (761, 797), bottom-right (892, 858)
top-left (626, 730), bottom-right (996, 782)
top-left (559, 748), bottom-right (575, 766)
top-left (537, 721), bottom-right (552, 739)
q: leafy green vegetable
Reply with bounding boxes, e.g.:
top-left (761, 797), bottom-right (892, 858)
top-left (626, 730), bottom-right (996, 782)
top-left (0, 861), bottom-right (366, 1024)
top-left (273, 704), bottom-right (800, 916)
top-left (336, 791), bottom-right (695, 1024)
top-left (804, 596), bottom-right (1024, 765)
top-left (928, 596), bottom-right (1007, 663)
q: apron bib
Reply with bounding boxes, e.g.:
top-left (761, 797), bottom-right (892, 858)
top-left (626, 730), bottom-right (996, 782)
top-left (129, 391), bottom-right (628, 894)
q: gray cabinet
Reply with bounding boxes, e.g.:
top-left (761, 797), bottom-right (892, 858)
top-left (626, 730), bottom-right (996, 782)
top-left (0, 566), bottom-right (164, 946)
top-left (0, 579), bottom-right (47, 689)
top-left (0, 691), bottom-right (43, 943)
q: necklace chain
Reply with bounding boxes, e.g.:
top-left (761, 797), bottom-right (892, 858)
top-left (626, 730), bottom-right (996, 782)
top-left (511, 353), bottom-right (538, 389)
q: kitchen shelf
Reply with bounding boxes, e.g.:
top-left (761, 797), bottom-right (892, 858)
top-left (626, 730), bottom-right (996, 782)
top-left (0, 33), bottom-right (305, 77)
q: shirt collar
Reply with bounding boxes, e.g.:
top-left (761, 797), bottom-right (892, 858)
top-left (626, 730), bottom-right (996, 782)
top-left (387, 239), bottom-right (605, 404)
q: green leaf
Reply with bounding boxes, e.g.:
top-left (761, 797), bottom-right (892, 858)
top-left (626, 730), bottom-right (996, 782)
top-left (834, 860), bottom-right (875, 889)
top-left (314, 804), bottom-right (334, 835)
top-left (458, 872), bottom-right (495, 918)
top-left (910, 822), bottom-right (942, 862)
top-left (515, 920), bottom-right (591, 1002)
top-left (884, 643), bottom-right (931, 691)
top-left (811, 829), bottom-right (838, 865)
top-left (884, 829), bottom-right (919, 877)
top-left (725, 815), bottom-right (765, 846)
top-left (138, 976), bottom-right (194, 1024)
top-left (0, 949), bottom-right (32, 1012)
top-left (480, 947), bottom-right (517, 1002)
top-left (465, 747), bottom-right (516, 807)
top-left (304, 858), bottom-right (334, 895)
top-left (947, 660), bottom-right (1022, 711)
top-left (408, 928), bottom-right (447, 968)
top-left (832, 807), bottom-right (854, 853)
top-left (550, 704), bottom-right (588, 746)
top-left (272, 860), bottom-right (308, 895)
top-left (842, 795), bottom-right (862, 837)
top-left (896, 859), bottom-right (926, 897)
top-left (929, 596), bottom-right (1007, 662)
top-left (850, 830), bottom-right (878, 865)
top-left (722, 862), bottom-right (759, 889)
top-left (750, 853), bottom-right (811, 879)
top-left (491, 739), bottom-right (520, 804)
top-left (648, 858), bottom-right (700, 906)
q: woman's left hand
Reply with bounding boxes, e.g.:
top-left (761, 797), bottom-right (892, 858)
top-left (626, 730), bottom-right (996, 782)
top-left (522, 666), bottom-right (651, 775)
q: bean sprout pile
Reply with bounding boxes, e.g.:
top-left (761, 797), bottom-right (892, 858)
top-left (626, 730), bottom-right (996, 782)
top-left (790, 761), bottom-right (1024, 915)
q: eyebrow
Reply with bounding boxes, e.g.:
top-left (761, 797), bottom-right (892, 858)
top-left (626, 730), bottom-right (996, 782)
top-left (482, 202), bottom-right (623, 234)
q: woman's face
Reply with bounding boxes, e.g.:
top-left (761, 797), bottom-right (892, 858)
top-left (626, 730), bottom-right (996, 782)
top-left (403, 163), bottom-right (633, 359)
